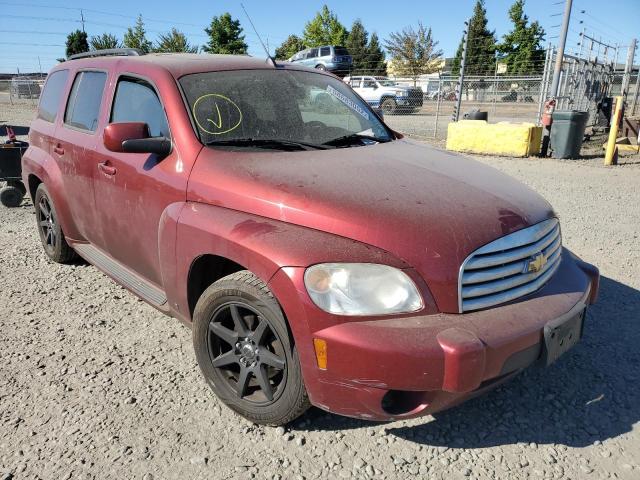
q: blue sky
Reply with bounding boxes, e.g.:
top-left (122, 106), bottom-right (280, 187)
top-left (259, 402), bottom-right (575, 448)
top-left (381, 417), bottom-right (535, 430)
top-left (0, 0), bottom-right (637, 73)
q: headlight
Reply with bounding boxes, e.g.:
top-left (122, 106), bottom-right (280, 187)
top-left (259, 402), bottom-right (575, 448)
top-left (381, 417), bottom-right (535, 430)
top-left (395, 90), bottom-right (407, 96)
top-left (304, 263), bottom-right (423, 316)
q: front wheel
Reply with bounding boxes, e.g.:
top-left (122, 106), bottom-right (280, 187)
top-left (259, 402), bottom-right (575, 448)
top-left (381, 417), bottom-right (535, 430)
top-left (381, 97), bottom-right (397, 115)
top-left (315, 64), bottom-right (327, 71)
top-left (193, 270), bottom-right (310, 425)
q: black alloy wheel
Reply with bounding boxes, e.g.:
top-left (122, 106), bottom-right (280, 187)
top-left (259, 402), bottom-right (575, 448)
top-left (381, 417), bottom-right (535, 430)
top-left (207, 301), bottom-right (287, 403)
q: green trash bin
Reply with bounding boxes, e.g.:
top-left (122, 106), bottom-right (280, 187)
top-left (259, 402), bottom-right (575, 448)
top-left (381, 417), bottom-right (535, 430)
top-left (550, 110), bottom-right (589, 159)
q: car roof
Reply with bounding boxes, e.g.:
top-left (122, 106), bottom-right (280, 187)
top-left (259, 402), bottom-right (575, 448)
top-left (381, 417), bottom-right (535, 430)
top-left (53, 53), bottom-right (320, 79)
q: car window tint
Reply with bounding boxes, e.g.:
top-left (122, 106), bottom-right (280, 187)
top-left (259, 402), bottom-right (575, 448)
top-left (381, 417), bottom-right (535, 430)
top-left (308, 48), bottom-right (318, 58)
top-left (111, 79), bottom-right (169, 137)
top-left (334, 47), bottom-right (349, 56)
top-left (320, 47), bottom-right (331, 57)
top-left (363, 79), bottom-right (376, 88)
top-left (64, 71), bottom-right (107, 132)
top-left (38, 70), bottom-right (69, 123)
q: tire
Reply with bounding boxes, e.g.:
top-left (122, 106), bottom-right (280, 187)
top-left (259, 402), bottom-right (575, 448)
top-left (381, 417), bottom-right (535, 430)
top-left (7, 180), bottom-right (27, 197)
top-left (34, 183), bottom-right (77, 263)
top-left (0, 185), bottom-right (24, 208)
top-left (193, 270), bottom-right (310, 425)
top-left (315, 64), bottom-right (327, 71)
top-left (381, 97), bottom-right (397, 115)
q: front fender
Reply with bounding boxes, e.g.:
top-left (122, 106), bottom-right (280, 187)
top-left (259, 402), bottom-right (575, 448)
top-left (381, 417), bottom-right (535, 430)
top-left (170, 201), bottom-right (413, 323)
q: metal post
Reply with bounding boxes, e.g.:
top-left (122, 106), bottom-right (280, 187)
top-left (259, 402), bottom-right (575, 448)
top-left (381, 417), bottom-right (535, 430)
top-left (621, 39), bottom-right (637, 98)
top-left (493, 57), bottom-right (499, 116)
top-left (538, 44), bottom-right (553, 123)
top-left (549, 0), bottom-right (573, 99)
top-left (605, 96), bottom-right (623, 165)
top-left (542, 0), bottom-right (572, 157)
top-left (434, 76), bottom-right (443, 137)
top-left (452, 19), bottom-right (470, 122)
top-left (631, 70), bottom-right (640, 116)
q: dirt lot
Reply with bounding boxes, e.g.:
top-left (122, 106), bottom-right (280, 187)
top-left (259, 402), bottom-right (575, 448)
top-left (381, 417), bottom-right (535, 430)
top-left (1, 105), bottom-right (640, 479)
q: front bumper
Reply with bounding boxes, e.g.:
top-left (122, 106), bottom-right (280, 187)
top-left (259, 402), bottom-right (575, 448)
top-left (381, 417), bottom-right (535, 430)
top-left (268, 248), bottom-right (599, 421)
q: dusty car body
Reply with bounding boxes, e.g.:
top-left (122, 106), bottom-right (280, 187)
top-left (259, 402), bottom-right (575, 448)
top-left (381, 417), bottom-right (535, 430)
top-left (22, 51), bottom-right (599, 425)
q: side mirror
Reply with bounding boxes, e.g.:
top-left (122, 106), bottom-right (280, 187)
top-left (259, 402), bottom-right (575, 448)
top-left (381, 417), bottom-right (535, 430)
top-left (104, 122), bottom-right (171, 157)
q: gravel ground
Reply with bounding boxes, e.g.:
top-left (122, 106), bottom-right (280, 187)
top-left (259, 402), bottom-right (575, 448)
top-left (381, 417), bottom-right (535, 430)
top-left (1, 106), bottom-right (640, 479)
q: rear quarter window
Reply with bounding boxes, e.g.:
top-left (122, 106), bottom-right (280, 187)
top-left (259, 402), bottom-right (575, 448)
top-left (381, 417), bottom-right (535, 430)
top-left (64, 71), bottom-right (107, 132)
top-left (37, 70), bottom-right (69, 123)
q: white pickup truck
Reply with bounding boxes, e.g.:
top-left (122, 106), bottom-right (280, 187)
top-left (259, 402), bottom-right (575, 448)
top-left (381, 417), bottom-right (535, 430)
top-left (344, 76), bottom-right (423, 114)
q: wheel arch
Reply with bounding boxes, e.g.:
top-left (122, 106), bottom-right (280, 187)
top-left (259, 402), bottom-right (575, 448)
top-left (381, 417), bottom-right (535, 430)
top-left (186, 254), bottom-right (247, 318)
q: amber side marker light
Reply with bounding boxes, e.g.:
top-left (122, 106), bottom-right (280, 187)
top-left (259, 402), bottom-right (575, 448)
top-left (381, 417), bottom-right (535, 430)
top-left (313, 338), bottom-right (328, 370)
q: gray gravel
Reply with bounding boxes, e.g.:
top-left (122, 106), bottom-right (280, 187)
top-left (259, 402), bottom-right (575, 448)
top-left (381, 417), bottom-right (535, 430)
top-left (1, 106), bottom-right (640, 479)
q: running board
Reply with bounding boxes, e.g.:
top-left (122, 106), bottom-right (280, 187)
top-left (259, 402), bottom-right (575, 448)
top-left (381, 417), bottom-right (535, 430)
top-left (74, 243), bottom-right (167, 307)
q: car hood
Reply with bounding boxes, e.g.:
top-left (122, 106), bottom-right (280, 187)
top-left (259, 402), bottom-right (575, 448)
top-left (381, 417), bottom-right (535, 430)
top-left (188, 140), bottom-right (554, 312)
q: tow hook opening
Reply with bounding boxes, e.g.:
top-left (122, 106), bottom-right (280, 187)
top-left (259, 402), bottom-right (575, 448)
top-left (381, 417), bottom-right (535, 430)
top-left (381, 390), bottom-right (426, 415)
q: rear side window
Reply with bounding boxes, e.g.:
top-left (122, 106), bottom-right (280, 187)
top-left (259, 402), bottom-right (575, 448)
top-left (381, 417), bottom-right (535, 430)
top-left (64, 71), bottom-right (107, 132)
top-left (38, 70), bottom-right (69, 123)
top-left (111, 78), bottom-right (169, 137)
top-left (320, 46), bottom-right (331, 57)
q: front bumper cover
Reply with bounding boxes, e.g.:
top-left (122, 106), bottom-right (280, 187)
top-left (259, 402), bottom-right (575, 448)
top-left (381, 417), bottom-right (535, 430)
top-left (269, 248), bottom-right (599, 421)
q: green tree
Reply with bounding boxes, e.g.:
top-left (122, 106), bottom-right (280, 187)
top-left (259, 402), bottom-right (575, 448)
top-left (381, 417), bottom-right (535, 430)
top-left (302, 5), bottom-right (347, 47)
top-left (365, 33), bottom-right (387, 76)
top-left (90, 33), bottom-right (122, 51)
top-left (275, 34), bottom-right (305, 60)
top-left (65, 30), bottom-right (89, 58)
top-left (384, 22), bottom-right (442, 85)
top-left (452, 0), bottom-right (496, 75)
top-left (123, 15), bottom-right (153, 54)
top-left (154, 28), bottom-right (198, 53)
top-left (203, 13), bottom-right (248, 54)
top-left (497, 0), bottom-right (546, 75)
top-left (345, 20), bottom-right (368, 73)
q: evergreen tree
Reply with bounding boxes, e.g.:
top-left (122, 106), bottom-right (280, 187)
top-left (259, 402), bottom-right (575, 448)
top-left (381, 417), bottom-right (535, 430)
top-left (302, 5), bottom-right (347, 47)
top-left (154, 28), bottom-right (198, 53)
top-left (365, 33), bottom-right (387, 76)
top-left (345, 20), bottom-right (368, 73)
top-left (498, 0), bottom-right (546, 75)
top-left (275, 35), bottom-right (305, 60)
top-left (451, 0), bottom-right (496, 75)
top-left (203, 13), bottom-right (248, 54)
top-left (65, 30), bottom-right (89, 58)
top-left (123, 15), bottom-right (152, 54)
top-left (90, 33), bottom-right (122, 51)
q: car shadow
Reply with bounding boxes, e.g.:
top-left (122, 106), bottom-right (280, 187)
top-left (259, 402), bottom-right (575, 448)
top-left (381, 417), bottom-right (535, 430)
top-left (294, 276), bottom-right (640, 448)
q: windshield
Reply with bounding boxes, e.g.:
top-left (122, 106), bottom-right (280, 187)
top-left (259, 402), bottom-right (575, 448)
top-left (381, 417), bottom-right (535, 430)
top-left (179, 69), bottom-right (391, 150)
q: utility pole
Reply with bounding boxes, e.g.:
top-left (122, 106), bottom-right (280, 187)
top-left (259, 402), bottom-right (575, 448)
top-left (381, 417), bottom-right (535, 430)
top-left (80, 9), bottom-right (85, 33)
top-left (452, 18), bottom-right (470, 122)
top-left (621, 39), bottom-right (637, 98)
top-left (549, 0), bottom-right (573, 100)
top-left (541, 0), bottom-right (572, 157)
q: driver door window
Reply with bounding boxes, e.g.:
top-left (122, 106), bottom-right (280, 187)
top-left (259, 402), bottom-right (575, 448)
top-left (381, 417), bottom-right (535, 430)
top-left (362, 79), bottom-right (377, 89)
top-left (111, 78), bottom-right (169, 138)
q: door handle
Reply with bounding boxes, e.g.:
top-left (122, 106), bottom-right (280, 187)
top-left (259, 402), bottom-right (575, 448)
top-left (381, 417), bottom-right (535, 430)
top-left (98, 161), bottom-right (117, 176)
top-left (53, 144), bottom-right (64, 155)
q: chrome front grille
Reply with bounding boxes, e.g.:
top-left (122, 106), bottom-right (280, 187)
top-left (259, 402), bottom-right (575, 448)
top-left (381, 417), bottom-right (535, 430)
top-left (459, 218), bottom-right (562, 312)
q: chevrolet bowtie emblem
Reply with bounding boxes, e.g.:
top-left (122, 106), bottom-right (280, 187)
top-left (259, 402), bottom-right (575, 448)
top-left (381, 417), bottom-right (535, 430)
top-left (526, 252), bottom-right (547, 273)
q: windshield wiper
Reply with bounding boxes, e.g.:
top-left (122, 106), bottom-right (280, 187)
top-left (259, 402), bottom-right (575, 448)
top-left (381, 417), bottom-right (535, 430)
top-left (322, 133), bottom-right (390, 148)
top-left (205, 138), bottom-right (328, 151)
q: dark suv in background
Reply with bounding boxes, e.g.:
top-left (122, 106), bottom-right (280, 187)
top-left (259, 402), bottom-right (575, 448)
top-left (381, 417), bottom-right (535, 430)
top-left (288, 45), bottom-right (352, 75)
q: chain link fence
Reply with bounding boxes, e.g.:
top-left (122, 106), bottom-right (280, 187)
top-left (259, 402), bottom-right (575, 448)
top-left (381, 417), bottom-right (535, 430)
top-left (0, 78), bottom-right (43, 106)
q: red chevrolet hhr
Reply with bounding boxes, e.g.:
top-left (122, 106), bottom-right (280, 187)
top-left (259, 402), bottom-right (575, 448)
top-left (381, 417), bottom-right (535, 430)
top-left (23, 50), bottom-right (599, 425)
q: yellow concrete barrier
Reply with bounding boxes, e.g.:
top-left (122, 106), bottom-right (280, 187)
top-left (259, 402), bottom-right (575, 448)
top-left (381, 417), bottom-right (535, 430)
top-left (446, 120), bottom-right (543, 157)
